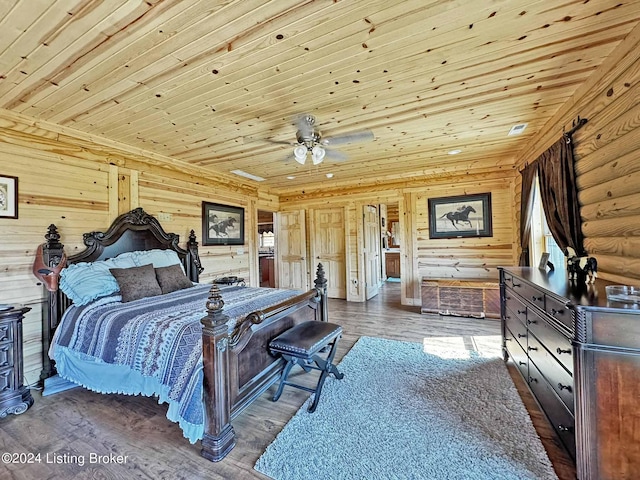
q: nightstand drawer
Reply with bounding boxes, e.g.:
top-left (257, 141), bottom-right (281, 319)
top-left (0, 323), bottom-right (11, 343)
top-left (0, 367), bottom-right (15, 394)
top-left (0, 343), bottom-right (13, 369)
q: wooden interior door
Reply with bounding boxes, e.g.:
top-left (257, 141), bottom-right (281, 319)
top-left (363, 205), bottom-right (381, 299)
top-left (275, 210), bottom-right (308, 290)
top-left (311, 207), bottom-right (346, 299)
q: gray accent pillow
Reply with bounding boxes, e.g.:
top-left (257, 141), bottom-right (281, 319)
top-left (110, 264), bottom-right (163, 302)
top-left (155, 264), bottom-right (193, 294)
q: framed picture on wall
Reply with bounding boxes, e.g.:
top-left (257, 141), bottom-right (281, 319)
top-left (0, 175), bottom-right (18, 219)
top-left (428, 192), bottom-right (492, 239)
top-left (202, 201), bottom-right (245, 246)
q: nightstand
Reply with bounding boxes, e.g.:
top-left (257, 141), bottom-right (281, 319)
top-left (0, 306), bottom-right (34, 417)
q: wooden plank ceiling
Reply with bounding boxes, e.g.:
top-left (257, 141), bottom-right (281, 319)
top-left (1, 0), bottom-right (639, 195)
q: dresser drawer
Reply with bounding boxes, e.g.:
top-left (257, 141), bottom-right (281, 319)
top-left (504, 293), bottom-right (528, 327)
top-left (505, 327), bottom-right (528, 380)
top-left (544, 294), bottom-right (571, 330)
top-left (504, 309), bottom-right (527, 351)
top-left (527, 333), bottom-right (574, 413)
top-left (510, 280), bottom-right (545, 311)
top-left (527, 360), bottom-right (576, 460)
top-left (0, 343), bottom-right (13, 369)
top-left (527, 308), bottom-right (573, 374)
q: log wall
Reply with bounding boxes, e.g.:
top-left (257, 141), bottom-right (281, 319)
top-left (0, 110), bottom-right (270, 383)
top-left (515, 22), bottom-right (640, 285)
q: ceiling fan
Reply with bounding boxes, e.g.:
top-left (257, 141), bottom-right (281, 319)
top-left (249, 114), bottom-right (375, 165)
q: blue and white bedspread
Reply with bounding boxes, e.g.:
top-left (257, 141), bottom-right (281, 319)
top-left (50, 283), bottom-right (302, 443)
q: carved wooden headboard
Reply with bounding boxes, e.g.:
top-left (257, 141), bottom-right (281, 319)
top-left (39, 207), bottom-right (203, 382)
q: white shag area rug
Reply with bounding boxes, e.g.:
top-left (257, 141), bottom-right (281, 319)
top-left (255, 335), bottom-right (558, 480)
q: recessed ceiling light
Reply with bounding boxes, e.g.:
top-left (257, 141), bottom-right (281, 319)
top-left (508, 123), bottom-right (528, 136)
top-left (326, 173), bottom-right (334, 178)
top-left (448, 149), bottom-right (462, 155)
top-left (286, 176), bottom-right (295, 180)
top-left (230, 169), bottom-right (265, 181)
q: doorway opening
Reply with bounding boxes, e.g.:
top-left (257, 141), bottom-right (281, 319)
top-left (383, 202), bottom-right (401, 283)
top-left (258, 209), bottom-right (275, 288)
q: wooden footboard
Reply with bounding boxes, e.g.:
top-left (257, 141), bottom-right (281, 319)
top-left (200, 264), bottom-right (328, 462)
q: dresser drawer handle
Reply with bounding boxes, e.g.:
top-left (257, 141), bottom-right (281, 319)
top-left (532, 295), bottom-right (543, 302)
top-left (556, 347), bottom-right (571, 355)
top-left (551, 308), bottom-right (564, 316)
top-left (527, 319), bottom-right (537, 325)
top-left (512, 282), bottom-right (521, 288)
top-left (557, 424), bottom-right (574, 433)
top-left (517, 309), bottom-right (526, 315)
top-left (558, 383), bottom-right (572, 392)
top-left (504, 337), bottom-right (512, 341)
top-left (528, 346), bottom-right (538, 351)
top-left (519, 361), bottom-right (526, 366)
top-left (517, 333), bottom-right (526, 338)
top-left (528, 376), bottom-right (538, 383)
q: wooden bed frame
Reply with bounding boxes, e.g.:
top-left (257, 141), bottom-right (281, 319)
top-left (39, 207), bottom-right (328, 462)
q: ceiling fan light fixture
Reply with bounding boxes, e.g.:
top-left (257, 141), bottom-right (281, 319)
top-left (293, 145), bottom-right (307, 164)
top-left (311, 145), bottom-right (325, 165)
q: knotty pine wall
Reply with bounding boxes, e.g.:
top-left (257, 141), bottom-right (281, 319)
top-left (0, 112), bottom-right (274, 383)
top-left (279, 169), bottom-right (518, 306)
top-left (515, 22), bottom-right (640, 285)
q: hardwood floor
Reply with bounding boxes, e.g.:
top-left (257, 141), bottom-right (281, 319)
top-left (0, 283), bottom-right (576, 479)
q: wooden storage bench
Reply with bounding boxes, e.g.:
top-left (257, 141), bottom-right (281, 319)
top-left (421, 278), bottom-right (500, 319)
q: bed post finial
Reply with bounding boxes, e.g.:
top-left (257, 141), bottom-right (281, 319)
top-left (314, 263), bottom-right (328, 323)
top-left (188, 229), bottom-right (204, 277)
top-left (200, 284), bottom-right (236, 461)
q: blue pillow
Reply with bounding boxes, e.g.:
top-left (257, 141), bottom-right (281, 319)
top-left (133, 249), bottom-right (183, 270)
top-left (59, 254), bottom-right (138, 306)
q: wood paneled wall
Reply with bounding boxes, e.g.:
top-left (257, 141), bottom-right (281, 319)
top-left (515, 22), bottom-right (640, 285)
top-left (0, 112), bottom-right (268, 383)
top-left (279, 172), bottom-right (518, 306)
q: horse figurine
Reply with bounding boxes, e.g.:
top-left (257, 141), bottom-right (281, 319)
top-left (440, 205), bottom-right (476, 229)
top-left (566, 247), bottom-right (598, 284)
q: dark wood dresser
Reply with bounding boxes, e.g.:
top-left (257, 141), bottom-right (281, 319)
top-left (0, 306), bottom-right (34, 418)
top-left (499, 267), bottom-right (640, 480)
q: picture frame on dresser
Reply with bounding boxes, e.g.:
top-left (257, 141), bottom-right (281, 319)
top-left (428, 192), bottom-right (492, 239)
top-left (0, 174), bottom-right (18, 219)
top-left (202, 201), bottom-right (245, 246)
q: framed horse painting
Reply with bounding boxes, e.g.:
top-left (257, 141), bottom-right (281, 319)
top-left (428, 193), bottom-right (492, 239)
top-left (202, 201), bottom-right (245, 246)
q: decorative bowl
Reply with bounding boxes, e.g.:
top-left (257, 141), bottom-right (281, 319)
top-left (605, 285), bottom-right (640, 304)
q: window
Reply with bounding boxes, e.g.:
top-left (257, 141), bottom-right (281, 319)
top-left (529, 174), bottom-right (564, 269)
top-left (260, 231), bottom-right (275, 248)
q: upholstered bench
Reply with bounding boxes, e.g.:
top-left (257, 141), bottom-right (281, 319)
top-left (269, 321), bottom-right (344, 413)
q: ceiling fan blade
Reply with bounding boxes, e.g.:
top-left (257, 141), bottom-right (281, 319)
top-left (243, 136), bottom-right (295, 146)
top-left (321, 130), bottom-right (374, 146)
top-left (324, 148), bottom-right (348, 162)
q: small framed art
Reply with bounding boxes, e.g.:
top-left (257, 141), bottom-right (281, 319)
top-left (0, 175), bottom-right (18, 219)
